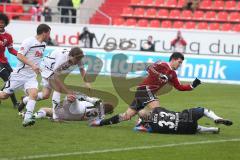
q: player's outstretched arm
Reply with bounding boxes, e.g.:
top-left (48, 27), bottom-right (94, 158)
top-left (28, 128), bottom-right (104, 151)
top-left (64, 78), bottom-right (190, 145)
top-left (191, 78), bottom-right (201, 88)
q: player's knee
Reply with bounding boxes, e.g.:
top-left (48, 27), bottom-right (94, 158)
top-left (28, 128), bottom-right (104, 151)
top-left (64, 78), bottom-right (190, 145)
top-left (42, 94), bottom-right (50, 99)
top-left (29, 92), bottom-right (38, 100)
top-left (0, 91), bottom-right (10, 99)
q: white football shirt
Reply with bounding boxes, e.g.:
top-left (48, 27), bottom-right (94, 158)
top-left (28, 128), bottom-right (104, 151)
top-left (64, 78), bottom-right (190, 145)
top-left (15, 36), bottom-right (46, 77)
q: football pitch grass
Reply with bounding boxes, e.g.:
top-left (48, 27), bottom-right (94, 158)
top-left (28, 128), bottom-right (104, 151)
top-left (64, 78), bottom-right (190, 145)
top-left (0, 75), bottom-right (239, 160)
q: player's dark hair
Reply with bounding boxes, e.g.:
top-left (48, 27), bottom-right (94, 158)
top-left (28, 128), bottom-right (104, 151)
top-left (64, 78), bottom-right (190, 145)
top-left (0, 13), bottom-right (9, 26)
top-left (37, 23), bottom-right (51, 35)
top-left (69, 47), bottom-right (84, 58)
top-left (103, 102), bottom-right (114, 114)
top-left (169, 52), bottom-right (184, 61)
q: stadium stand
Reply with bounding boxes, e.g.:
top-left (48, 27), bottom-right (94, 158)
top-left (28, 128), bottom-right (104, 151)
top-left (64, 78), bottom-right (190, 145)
top-left (137, 19), bottom-right (148, 27)
top-left (90, 0), bottom-right (240, 32)
top-left (1, 0), bottom-right (239, 32)
top-left (0, 0), bottom-right (46, 20)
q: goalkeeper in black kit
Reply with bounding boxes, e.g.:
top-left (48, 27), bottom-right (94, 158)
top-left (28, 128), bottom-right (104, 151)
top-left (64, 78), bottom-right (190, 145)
top-left (134, 106), bottom-right (233, 134)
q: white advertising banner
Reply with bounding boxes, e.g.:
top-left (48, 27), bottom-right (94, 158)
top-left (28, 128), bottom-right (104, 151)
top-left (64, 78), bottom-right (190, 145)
top-left (7, 21), bottom-right (240, 56)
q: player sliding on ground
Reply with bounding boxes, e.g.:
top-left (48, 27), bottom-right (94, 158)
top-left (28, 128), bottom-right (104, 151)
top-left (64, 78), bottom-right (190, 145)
top-left (90, 52), bottom-right (201, 127)
top-left (21, 93), bottom-right (114, 122)
top-left (134, 106), bottom-right (233, 134)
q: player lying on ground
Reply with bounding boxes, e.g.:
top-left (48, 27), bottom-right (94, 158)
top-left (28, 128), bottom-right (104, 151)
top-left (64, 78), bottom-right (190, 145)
top-left (27, 93), bottom-right (114, 122)
top-left (134, 106), bottom-right (233, 134)
top-left (90, 52), bottom-right (201, 127)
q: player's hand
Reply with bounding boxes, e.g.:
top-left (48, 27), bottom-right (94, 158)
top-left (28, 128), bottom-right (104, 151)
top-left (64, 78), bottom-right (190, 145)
top-left (159, 73), bottom-right (168, 82)
top-left (67, 94), bottom-right (76, 102)
top-left (31, 64), bottom-right (41, 74)
top-left (191, 78), bottom-right (201, 88)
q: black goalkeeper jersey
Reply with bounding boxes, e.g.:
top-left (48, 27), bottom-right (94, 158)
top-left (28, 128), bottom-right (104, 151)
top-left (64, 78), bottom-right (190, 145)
top-left (147, 107), bottom-right (201, 134)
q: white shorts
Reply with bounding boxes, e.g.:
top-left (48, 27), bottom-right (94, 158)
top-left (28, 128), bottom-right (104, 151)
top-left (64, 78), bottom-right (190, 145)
top-left (3, 72), bottom-right (38, 94)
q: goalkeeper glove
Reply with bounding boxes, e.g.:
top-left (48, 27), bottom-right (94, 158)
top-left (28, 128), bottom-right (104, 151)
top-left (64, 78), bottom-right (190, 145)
top-left (191, 78), bottom-right (201, 88)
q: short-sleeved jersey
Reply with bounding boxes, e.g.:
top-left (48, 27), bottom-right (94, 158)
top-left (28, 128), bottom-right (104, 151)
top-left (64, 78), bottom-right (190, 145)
top-left (41, 48), bottom-right (84, 79)
top-left (145, 107), bottom-right (203, 134)
top-left (54, 97), bottom-right (105, 121)
top-left (0, 31), bottom-right (17, 63)
top-left (15, 36), bottom-right (46, 77)
top-left (139, 61), bottom-right (192, 93)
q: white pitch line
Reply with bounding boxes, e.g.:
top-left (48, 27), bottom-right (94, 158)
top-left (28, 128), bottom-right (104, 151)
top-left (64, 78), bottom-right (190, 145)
top-left (1, 138), bottom-right (240, 160)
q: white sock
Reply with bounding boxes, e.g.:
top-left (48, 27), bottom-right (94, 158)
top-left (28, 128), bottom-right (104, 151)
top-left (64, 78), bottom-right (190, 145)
top-left (52, 91), bottom-right (61, 109)
top-left (34, 109), bottom-right (47, 119)
top-left (24, 99), bottom-right (36, 119)
top-left (203, 108), bottom-right (222, 121)
top-left (52, 91), bottom-right (61, 120)
top-left (23, 96), bottom-right (30, 104)
top-left (197, 125), bottom-right (219, 133)
top-left (36, 92), bottom-right (43, 101)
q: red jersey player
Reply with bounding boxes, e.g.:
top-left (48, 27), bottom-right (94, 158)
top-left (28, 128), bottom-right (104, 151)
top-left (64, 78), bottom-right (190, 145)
top-left (0, 13), bottom-right (18, 107)
top-left (90, 52), bottom-right (201, 127)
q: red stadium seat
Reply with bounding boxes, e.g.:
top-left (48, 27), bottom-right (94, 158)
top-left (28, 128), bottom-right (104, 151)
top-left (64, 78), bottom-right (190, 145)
top-left (145, 8), bottom-right (156, 18)
top-left (232, 24), bottom-right (240, 32)
top-left (229, 12), bottom-right (240, 22)
top-left (131, 0), bottom-right (142, 5)
top-left (193, 10), bottom-right (204, 20)
top-left (138, 19), bottom-right (148, 27)
top-left (122, 7), bottom-right (133, 16)
top-left (213, 0), bottom-right (225, 10)
top-left (169, 9), bottom-right (181, 19)
top-left (0, 5), bottom-right (3, 12)
top-left (157, 9), bottom-right (168, 18)
top-left (149, 20), bottom-right (160, 27)
top-left (199, 0), bottom-right (212, 9)
top-left (113, 18), bottom-right (125, 25)
top-left (177, 0), bottom-right (186, 7)
top-left (217, 11), bottom-right (228, 21)
top-left (221, 23), bottom-right (233, 31)
top-left (155, 0), bottom-right (165, 6)
top-left (184, 21), bottom-right (196, 29)
top-left (173, 21), bottom-right (184, 28)
top-left (125, 18), bottom-right (137, 26)
top-left (205, 11), bottom-right (216, 20)
top-left (143, 0), bottom-right (154, 6)
top-left (166, 0), bottom-right (177, 7)
top-left (225, 1), bottom-right (236, 10)
top-left (161, 20), bottom-right (172, 28)
top-left (197, 22), bottom-right (208, 30)
top-left (133, 8), bottom-right (145, 17)
top-left (209, 23), bottom-right (220, 30)
top-left (182, 10), bottom-right (192, 20)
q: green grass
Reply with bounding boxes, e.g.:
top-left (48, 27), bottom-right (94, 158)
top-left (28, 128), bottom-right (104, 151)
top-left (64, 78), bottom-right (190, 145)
top-left (0, 75), bottom-right (239, 160)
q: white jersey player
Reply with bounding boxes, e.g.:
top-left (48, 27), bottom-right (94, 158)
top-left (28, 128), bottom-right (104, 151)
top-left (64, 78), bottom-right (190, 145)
top-left (33, 93), bottom-right (114, 122)
top-left (18, 47), bottom-right (90, 117)
top-left (0, 24), bottom-right (51, 127)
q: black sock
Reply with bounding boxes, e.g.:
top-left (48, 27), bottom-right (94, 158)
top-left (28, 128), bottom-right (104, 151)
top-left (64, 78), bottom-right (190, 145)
top-left (100, 114), bottom-right (120, 126)
top-left (10, 93), bottom-right (18, 106)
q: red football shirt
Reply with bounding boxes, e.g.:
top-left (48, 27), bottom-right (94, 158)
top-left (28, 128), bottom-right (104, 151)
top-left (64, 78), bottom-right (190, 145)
top-left (0, 31), bottom-right (17, 63)
top-left (139, 61), bottom-right (192, 93)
